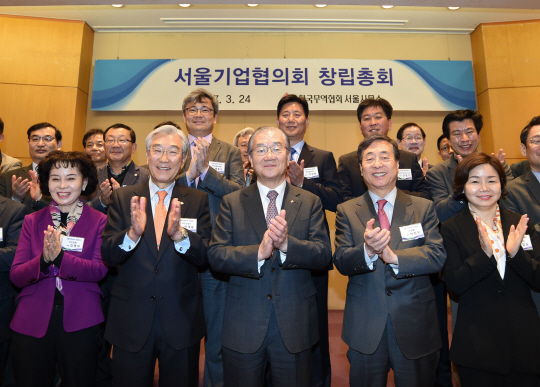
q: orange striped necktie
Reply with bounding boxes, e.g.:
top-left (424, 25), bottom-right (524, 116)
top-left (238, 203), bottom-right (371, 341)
top-left (155, 190), bottom-right (167, 249)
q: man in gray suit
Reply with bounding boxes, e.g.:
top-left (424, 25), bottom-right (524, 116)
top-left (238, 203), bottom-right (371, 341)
top-left (0, 117), bottom-right (22, 175)
top-left (334, 135), bottom-right (445, 387)
top-left (177, 88), bottom-right (245, 387)
top-left (208, 126), bottom-right (331, 387)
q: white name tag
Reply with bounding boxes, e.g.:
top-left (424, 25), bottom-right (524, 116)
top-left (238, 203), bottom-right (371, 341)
top-left (181, 218), bottom-right (197, 233)
top-left (399, 223), bottom-right (425, 241)
top-left (303, 167), bottom-right (319, 179)
top-left (61, 236), bottom-right (85, 252)
top-left (209, 161), bottom-right (225, 174)
top-left (398, 169), bottom-right (412, 180)
top-left (522, 234), bottom-right (533, 251)
top-left (0, 227), bottom-right (3, 242)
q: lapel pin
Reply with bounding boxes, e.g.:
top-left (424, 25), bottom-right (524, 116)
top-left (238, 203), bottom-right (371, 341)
top-left (290, 200), bottom-right (294, 203)
top-left (180, 202), bottom-right (184, 205)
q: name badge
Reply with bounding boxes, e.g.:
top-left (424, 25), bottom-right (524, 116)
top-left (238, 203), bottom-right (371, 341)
top-left (0, 227), bottom-right (3, 242)
top-left (522, 234), bottom-right (533, 251)
top-left (399, 223), bottom-right (425, 241)
top-left (303, 167), bottom-right (319, 179)
top-left (61, 236), bottom-right (85, 252)
top-left (181, 218), bottom-right (197, 232)
top-left (209, 161), bottom-right (225, 174)
top-left (398, 169), bottom-right (412, 180)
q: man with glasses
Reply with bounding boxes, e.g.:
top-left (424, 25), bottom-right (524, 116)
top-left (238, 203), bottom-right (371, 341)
top-left (83, 128), bottom-right (107, 168)
top-left (178, 88), bottom-right (245, 387)
top-left (233, 127), bottom-right (255, 186)
top-left (436, 134), bottom-right (453, 162)
top-left (208, 126), bottom-right (331, 387)
top-left (89, 123), bottom-right (149, 214)
top-left (0, 122), bottom-right (62, 212)
top-left (397, 123), bottom-right (431, 176)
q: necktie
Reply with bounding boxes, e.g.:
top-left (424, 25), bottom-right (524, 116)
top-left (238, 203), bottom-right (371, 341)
top-left (155, 191), bottom-right (167, 249)
top-left (266, 190), bottom-right (278, 227)
top-left (190, 142), bottom-right (199, 188)
top-left (377, 199), bottom-right (391, 231)
top-left (290, 148), bottom-right (297, 162)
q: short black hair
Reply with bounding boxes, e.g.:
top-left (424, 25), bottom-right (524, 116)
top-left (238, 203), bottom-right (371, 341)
top-left (520, 116), bottom-right (540, 145)
top-left (154, 121), bottom-right (182, 130)
top-left (437, 134), bottom-right (449, 151)
top-left (82, 128), bottom-right (104, 147)
top-left (0, 117), bottom-right (4, 135)
top-left (357, 134), bottom-right (400, 165)
top-left (27, 122), bottom-right (62, 142)
top-left (38, 151), bottom-right (98, 197)
top-left (104, 123), bottom-right (136, 143)
top-left (453, 152), bottom-right (506, 201)
top-left (396, 123), bottom-right (426, 141)
top-left (357, 98), bottom-right (393, 123)
top-left (277, 94), bottom-right (309, 118)
top-left (442, 110), bottom-right (483, 138)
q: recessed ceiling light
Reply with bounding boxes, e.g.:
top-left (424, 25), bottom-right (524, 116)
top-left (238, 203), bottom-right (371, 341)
top-left (179, 4), bottom-right (191, 7)
top-left (247, 4), bottom-right (258, 6)
top-left (448, 6), bottom-right (460, 10)
top-left (381, 5), bottom-right (394, 9)
top-left (112, 4), bottom-right (123, 7)
top-left (315, 4), bottom-right (327, 7)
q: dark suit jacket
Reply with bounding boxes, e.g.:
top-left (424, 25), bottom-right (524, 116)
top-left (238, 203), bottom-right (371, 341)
top-left (101, 181), bottom-right (212, 352)
top-left (0, 152), bottom-right (22, 175)
top-left (0, 197), bottom-right (25, 343)
top-left (502, 171), bottom-right (540, 231)
top-left (0, 165), bottom-right (51, 213)
top-left (178, 136), bottom-right (245, 226)
top-left (208, 183), bottom-right (332, 354)
top-left (333, 190), bottom-right (445, 359)
top-left (337, 149), bottom-right (430, 202)
top-left (441, 208), bottom-right (540, 375)
top-left (510, 159), bottom-right (531, 178)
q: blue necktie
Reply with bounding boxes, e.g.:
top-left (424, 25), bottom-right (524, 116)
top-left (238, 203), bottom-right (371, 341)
top-left (290, 148), bottom-right (297, 162)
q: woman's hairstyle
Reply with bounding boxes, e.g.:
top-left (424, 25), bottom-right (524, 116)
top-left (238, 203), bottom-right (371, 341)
top-left (453, 152), bottom-right (506, 201)
top-left (38, 151), bottom-right (98, 197)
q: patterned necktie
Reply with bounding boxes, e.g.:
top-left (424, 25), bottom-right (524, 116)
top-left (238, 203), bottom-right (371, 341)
top-left (266, 190), bottom-right (279, 227)
top-left (290, 148), bottom-right (297, 162)
top-left (155, 191), bottom-right (167, 249)
top-left (377, 199), bottom-right (391, 231)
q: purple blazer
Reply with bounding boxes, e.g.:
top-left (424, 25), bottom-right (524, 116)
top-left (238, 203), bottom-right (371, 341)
top-left (10, 204), bottom-right (108, 338)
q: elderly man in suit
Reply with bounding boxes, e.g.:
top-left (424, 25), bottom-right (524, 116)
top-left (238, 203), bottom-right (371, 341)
top-left (208, 126), bottom-right (331, 387)
top-left (101, 125), bottom-right (212, 387)
top-left (337, 98), bottom-right (430, 202)
top-left (276, 94), bottom-right (342, 387)
top-left (0, 122), bottom-right (61, 212)
top-left (177, 88), bottom-right (245, 387)
top-left (0, 117), bottom-right (22, 175)
top-left (334, 135), bottom-right (446, 387)
top-left (396, 122), bottom-right (431, 176)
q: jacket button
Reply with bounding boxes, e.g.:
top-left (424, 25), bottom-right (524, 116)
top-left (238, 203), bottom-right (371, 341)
top-left (150, 295), bottom-right (156, 301)
top-left (267, 294), bottom-right (272, 299)
top-left (156, 269), bottom-right (161, 274)
top-left (386, 290), bottom-right (392, 296)
top-left (271, 267), bottom-right (276, 273)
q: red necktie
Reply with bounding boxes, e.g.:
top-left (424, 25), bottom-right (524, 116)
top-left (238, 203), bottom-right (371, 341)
top-left (377, 199), bottom-right (390, 231)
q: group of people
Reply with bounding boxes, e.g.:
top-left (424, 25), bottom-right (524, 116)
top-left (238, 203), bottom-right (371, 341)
top-left (0, 89), bottom-right (539, 387)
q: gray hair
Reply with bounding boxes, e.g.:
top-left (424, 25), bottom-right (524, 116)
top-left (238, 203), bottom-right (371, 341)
top-left (233, 127), bottom-right (255, 146)
top-left (248, 126), bottom-right (290, 157)
top-left (182, 88), bottom-right (219, 115)
top-left (145, 125), bottom-right (189, 156)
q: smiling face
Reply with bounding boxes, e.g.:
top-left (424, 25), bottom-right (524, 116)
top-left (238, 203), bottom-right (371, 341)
top-left (147, 133), bottom-right (187, 189)
top-left (249, 129), bottom-right (289, 189)
top-left (104, 128), bottom-right (136, 166)
top-left (449, 118), bottom-right (479, 157)
top-left (359, 106), bottom-right (392, 138)
top-left (183, 97), bottom-right (217, 137)
top-left (360, 140), bottom-right (399, 198)
top-left (48, 165), bottom-right (87, 213)
top-left (238, 134), bottom-right (252, 163)
top-left (277, 102), bottom-right (309, 146)
top-left (85, 133), bottom-right (106, 165)
top-left (28, 127), bottom-right (61, 164)
top-left (438, 137), bottom-right (454, 161)
top-left (398, 126), bottom-right (426, 157)
top-left (464, 163), bottom-right (502, 213)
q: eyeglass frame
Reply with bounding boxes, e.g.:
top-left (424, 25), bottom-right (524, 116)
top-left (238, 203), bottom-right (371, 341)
top-left (184, 107), bottom-right (215, 116)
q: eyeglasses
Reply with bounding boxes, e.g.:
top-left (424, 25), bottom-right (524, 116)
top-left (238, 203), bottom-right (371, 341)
top-left (185, 107), bottom-right (214, 116)
top-left (251, 144), bottom-right (286, 156)
top-left (150, 147), bottom-right (182, 158)
top-left (403, 135), bottom-right (423, 141)
top-left (529, 138), bottom-right (540, 146)
top-left (30, 135), bottom-right (55, 144)
top-left (105, 138), bottom-right (132, 145)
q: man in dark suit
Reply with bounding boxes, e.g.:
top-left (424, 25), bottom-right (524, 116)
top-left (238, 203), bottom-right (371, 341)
top-left (337, 98), bottom-right (430, 202)
top-left (101, 125), bottom-right (212, 387)
top-left (0, 122), bottom-right (62, 212)
top-left (334, 135), bottom-right (446, 387)
top-left (0, 197), bottom-right (25, 385)
top-left (177, 88), bottom-right (245, 387)
top-left (276, 94), bottom-right (342, 387)
top-left (396, 122), bottom-right (432, 175)
top-left (208, 126), bottom-right (331, 387)
top-left (0, 117), bottom-right (22, 175)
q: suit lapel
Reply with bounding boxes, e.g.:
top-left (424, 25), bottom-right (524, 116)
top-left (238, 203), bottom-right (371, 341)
top-left (355, 192), bottom-right (378, 228)
top-left (240, 184), bottom-right (267, 242)
top-left (389, 191), bottom-right (414, 250)
top-left (525, 171), bottom-right (540, 207)
top-left (298, 143), bottom-right (315, 168)
top-left (155, 183), bottom-right (186, 262)
top-left (208, 137), bottom-right (221, 162)
top-left (133, 183), bottom-right (158, 258)
top-left (282, 184), bottom-right (301, 234)
top-left (0, 197), bottom-right (6, 219)
top-left (122, 163), bottom-right (140, 186)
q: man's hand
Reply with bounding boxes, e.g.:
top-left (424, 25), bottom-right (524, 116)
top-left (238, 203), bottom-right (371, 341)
top-left (258, 230), bottom-right (274, 261)
top-left (127, 196), bottom-right (147, 241)
top-left (287, 160), bottom-right (305, 187)
top-left (379, 246), bottom-right (398, 265)
top-left (99, 178), bottom-right (120, 206)
top-left (186, 152), bottom-right (200, 182)
top-left (167, 198), bottom-right (185, 241)
top-left (421, 157), bottom-right (429, 177)
top-left (268, 209), bottom-right (288, 252)
top-left (492, 148), bottom-right (506, 164)
top-left (193, 137), bottom-right (210, 174)
top-left (28, 170), bottom-right (42, 201)
top-left (364, 218), bottom-right (391, 258)
top-left (11, 175), bottom-right (30, 202)
top-left (243, 160), bottom-right (253, 180)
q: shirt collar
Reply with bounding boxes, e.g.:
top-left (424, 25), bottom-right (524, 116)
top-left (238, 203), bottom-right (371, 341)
top-left (188, 133), bottom-right (213, 146)
top-left (149, 178), bottom-right (175, 199)
top-left (532, 169), bottom-right (540, 184)
top-left (291, 140), bottom-right (305, 156)
top-left (107, 160), bottom-right (132, 178)
top-left (368, 187), bottom-right (397, 207)
top-left (257, 179), bottom-right (287, 200)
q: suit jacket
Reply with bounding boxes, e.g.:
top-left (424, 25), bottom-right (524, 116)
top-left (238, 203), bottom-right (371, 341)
top-left (0, 152), bottom-right (22, 175)
top-left (427, 155), bottom-right (514, 223)
top-left (0, 197), bottom-right (25, 343)
top-left (88, 161), bottom-right (149, 213)
top-left (501, 171), bottom-right (540, 231)
top-left (101, 181), bottom-right (212, 352)
top-left (441, 208), bottom-right (540, 375)
top-left (337, 149), bottom-right (430, 202)
top-left (10, 204), bottom-right (108, 338)
top-left (208, 183), bottom-right (332, 354)
top-left (510, 159), bottom-right (531, 178)
top-left (178, 136), bottom-right (245, 226)
top-left (333, 190), bottom-right (445, 359)
top-left (0, 165), bottom-right (51, 213)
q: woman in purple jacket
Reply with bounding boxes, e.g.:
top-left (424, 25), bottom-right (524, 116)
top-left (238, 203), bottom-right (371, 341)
top-left (10, 151), bottom-right (108, 387)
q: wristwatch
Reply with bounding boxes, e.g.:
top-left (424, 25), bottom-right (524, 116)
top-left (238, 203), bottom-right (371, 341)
top-left (172, 227), bottom-right (188, 243)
